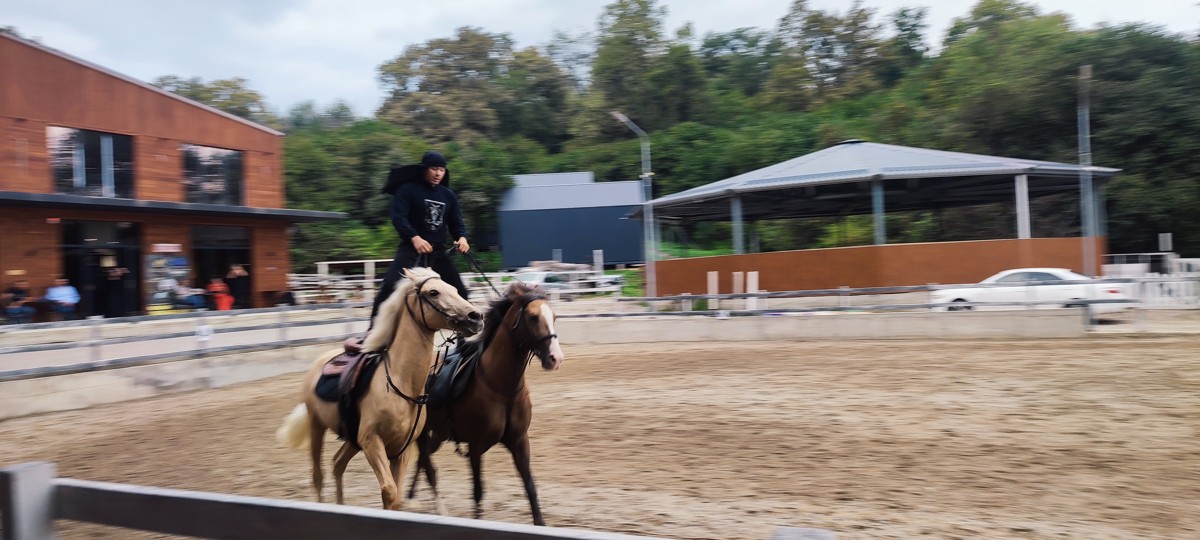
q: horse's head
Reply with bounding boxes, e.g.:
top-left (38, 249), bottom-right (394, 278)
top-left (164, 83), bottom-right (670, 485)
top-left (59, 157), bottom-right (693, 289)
top-left (404, 267), bottom-right (483, 336)
top-left (510, 291), bottom-right (564, 371)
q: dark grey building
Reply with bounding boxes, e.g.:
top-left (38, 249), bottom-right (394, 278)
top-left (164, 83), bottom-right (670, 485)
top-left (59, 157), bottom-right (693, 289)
top-left (498, 172), bottom-right (644, 269)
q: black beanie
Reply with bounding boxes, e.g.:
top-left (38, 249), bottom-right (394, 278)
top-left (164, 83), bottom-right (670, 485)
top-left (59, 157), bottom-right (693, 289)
top-left (421, 151), bottom-right (448, 168)
top-left (382, 151), bottom-right (452, 195)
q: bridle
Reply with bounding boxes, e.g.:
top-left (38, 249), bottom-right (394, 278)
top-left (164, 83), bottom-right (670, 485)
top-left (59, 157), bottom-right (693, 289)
top-left (475, 296), bottom-right (557, 399)
top-left (510, 296), bottom-right (557, 352)
top-left (404, 276), bottom-right (460, 333)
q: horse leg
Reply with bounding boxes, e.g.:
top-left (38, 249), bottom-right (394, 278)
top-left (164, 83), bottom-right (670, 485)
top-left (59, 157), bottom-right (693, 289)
top-left (388, 443), bottom-right (416, 511)
top-left (469, 447), bottom-right (485, 520)
top-left (406, 433), bottom-right (425, 499)
top-left (412, 435), bottom-right (448, 515)
top-left (308, 413), bottom-right (326, 502)
top-left (505, 435), bottom-right (545, 526)
top-left (361, 435), bottom-right (403, 510)
top-left (332, 442), bottom-right (359, 505)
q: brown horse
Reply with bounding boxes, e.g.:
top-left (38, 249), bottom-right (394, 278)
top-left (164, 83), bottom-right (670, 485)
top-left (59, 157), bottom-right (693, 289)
top-left (276, 267), bottom-right (483, 510)
top-left (407, 282), bottom-right (564, 525)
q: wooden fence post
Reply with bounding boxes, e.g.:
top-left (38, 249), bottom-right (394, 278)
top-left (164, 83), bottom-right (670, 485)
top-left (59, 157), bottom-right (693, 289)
top-left (1, 462), bottom-right (56, 540)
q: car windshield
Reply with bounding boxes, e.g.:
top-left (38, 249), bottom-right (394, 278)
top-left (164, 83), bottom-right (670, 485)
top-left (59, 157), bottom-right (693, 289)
top-left (514, 272), bottom-right (545, 283)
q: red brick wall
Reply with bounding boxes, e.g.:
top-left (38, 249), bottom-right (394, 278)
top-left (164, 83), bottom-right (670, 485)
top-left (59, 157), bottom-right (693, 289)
top-left (656, 238), bottom-right (1108, 295)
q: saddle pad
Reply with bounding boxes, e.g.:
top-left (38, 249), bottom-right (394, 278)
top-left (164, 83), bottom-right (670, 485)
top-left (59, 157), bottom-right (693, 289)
top-left (315, 373), bottom-right (340, 402)
top-left (427, 346), bottom-right (479, 407)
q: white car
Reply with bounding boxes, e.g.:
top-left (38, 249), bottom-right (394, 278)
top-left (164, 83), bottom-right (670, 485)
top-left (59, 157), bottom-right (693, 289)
top-left (930, 268), bottom-right (1133, 314)
top-left (512, 271), bottom-right (572, 290)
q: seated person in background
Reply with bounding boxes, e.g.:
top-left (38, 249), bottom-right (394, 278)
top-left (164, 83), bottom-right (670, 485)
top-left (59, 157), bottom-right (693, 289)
top-left (4, 280), bottom-right (37, 324)
top-left (206, 277), bottom-right (235, 311)
top-left (45, 277), bottom-right (80, 320)
top-left (173, 278), bottom-right (208, 309)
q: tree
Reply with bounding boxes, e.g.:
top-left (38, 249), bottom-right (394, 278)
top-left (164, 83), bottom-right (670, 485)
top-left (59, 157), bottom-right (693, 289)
top-left (494, 47), bottom-right (576, 152)
top-left (377, 27), bottom-right (515, 142)
top-left (875, 7), bottom-right (929, 87)
top-left (591, 0), bottom-right (667, 134)
top-left (699, 27), bottom-right (783, 97)
top-left (645, 37), bottom-right (708, 127)
top-left (152, 75), bottom-right (279, 128)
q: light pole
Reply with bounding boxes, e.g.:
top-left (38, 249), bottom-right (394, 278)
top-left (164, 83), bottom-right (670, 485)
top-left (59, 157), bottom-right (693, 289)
top-left (610, 110), bottom-right (656, 298)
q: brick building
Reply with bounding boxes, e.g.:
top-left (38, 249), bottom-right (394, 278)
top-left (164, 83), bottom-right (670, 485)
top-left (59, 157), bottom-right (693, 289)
top-left (0, 32), bottom-right (341, 318)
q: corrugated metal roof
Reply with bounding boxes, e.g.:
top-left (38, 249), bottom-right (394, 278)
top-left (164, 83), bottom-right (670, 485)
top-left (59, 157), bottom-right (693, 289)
top-left (500, 181), bottom-right (643, 211)
top-left (653, 140), bottom-right (1120, 207)
top-left (513, 172), bottom-right (594, 187)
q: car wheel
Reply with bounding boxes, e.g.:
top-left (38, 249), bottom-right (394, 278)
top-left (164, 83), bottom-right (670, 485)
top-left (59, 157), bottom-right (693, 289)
top-left (947, 299), bottom-right (972, 311)
top-left (1064, 299), bottom-right (1086, 309)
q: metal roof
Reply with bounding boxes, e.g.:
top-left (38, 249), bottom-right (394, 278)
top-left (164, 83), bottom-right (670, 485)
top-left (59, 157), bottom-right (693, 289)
top-left (500, 181), bottom-right (643, 212)
top-left (647, 140), bottom-right (1120, 221)
top-left (0, 191), bottom-right (345, 223)
top-left (513, 172), bottom-right (594, 187)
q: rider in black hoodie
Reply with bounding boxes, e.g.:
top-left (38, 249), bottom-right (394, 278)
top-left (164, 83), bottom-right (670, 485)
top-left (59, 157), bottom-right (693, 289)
top-left (370, 151), bottom-right (470, 324)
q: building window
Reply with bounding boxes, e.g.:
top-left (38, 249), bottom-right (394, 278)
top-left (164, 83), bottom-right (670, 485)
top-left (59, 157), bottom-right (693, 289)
top-left (182, 144), bottom-right (243, 205)
top-left (47, 126), bottom-right (134, 198)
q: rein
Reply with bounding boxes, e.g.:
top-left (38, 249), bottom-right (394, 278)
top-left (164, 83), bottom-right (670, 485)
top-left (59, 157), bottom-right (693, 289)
top-left (448, 246), bottom-right (503, 299)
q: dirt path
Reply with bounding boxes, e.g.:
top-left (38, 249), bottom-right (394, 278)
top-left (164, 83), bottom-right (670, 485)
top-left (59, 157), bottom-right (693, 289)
top-left (2, 338), bottom-right (1198, 539)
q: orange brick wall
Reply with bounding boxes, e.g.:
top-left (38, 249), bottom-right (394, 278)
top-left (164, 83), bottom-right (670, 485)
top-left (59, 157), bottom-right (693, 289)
top-left (656, 237), bottom-right (1108, 295)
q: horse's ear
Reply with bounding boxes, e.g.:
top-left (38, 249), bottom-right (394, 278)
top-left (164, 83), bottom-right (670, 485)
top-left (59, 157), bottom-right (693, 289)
top-left (507, 282), bottom-right (533, 297)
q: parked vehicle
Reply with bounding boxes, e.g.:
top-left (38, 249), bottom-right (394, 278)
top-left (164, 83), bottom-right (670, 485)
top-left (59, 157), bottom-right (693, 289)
top-left (930, 268), bottom-right (1133, 314)
top-left (512, 271), bottom-right (572, 290)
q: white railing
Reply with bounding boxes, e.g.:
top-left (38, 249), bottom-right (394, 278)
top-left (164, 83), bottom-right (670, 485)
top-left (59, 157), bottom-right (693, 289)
top-left (0, 462), bottom-right (816, 540)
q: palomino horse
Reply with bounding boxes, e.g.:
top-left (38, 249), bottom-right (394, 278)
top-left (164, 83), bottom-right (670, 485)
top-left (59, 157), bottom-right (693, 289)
top-left (276, 267), bottom-right (483, 510)
top-left (407, 282), bottom-right (564, 525)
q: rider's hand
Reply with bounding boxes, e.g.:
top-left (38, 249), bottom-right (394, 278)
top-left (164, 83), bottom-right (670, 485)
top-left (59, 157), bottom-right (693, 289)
top-left (455, 237), bottom-right (470, 253)
top-left (412, 236), bottom-right (433, 254)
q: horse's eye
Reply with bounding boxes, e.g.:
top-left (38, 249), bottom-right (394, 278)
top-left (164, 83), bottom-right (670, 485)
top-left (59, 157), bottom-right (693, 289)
top-left (529, 314), bottom-right (539, 322)
top-left (428, 289), bottom-right (440, 297)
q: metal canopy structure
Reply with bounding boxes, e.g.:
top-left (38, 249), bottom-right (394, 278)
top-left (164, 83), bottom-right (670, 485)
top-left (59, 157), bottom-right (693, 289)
top-left (646, 140), bottom-right (1119, 223)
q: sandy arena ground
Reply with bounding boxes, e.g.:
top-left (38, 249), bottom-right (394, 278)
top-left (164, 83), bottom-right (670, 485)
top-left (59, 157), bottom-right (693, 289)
top-left (2, 338), bottom-right (1198, 539)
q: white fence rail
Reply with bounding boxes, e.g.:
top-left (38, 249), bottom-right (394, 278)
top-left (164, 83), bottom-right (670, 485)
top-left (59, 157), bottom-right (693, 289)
top-left (0, 462), bottom-right (815, 540)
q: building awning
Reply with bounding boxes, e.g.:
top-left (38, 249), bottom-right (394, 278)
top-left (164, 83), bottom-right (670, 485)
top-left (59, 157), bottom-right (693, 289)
top-left (0, 191), bottom-right (345, 223)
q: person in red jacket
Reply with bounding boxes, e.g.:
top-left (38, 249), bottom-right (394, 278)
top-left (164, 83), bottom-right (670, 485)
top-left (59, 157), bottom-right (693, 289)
top-left (207, 277), bottom-right (234, 311)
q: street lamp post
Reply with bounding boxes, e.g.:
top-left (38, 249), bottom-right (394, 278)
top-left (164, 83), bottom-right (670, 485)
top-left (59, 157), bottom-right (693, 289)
top-left (610, 111), bottom-right (656, 298)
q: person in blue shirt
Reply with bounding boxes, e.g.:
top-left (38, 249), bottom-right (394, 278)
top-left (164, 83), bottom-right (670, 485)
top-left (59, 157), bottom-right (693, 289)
top-left (371, 151), bottom-right (471, 324)
top-left (45, 277), bottom-right (80, 320)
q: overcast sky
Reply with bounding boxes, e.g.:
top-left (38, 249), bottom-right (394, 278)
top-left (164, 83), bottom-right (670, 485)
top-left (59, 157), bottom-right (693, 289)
top-left (6, 1), bottom-right (1197, 118)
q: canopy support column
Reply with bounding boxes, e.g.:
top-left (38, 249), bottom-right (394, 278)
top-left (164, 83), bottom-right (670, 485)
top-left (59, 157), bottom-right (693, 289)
top-left (1016, 174), bottom-right (1031, 239)
top-left (731, 196), bottom-right (745, 255)
top-left (872, 179), bottom-right (886, 245)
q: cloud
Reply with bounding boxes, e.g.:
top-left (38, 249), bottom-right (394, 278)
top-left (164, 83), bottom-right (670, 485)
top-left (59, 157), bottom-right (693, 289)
top-left (5, 0), bottom-right (1197, 119)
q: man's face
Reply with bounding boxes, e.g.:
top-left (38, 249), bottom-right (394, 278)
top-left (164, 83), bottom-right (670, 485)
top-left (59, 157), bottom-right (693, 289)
top-left (425, 166), bottom-right (446, 186)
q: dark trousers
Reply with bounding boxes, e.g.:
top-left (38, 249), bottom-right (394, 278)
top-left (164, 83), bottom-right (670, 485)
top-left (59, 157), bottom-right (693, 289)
top-left (369, 243), bottom-right (470, 326)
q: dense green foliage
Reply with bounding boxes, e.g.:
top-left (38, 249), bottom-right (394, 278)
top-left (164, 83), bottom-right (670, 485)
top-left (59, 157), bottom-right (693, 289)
top-left (159, 0), bottom-right (1200, 269)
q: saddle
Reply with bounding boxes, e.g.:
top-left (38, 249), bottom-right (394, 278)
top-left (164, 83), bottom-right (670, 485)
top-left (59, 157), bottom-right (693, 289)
top-left (314, 342), bottom-right (385, 448)
top-left (426, 345), bottom-right (479, 408)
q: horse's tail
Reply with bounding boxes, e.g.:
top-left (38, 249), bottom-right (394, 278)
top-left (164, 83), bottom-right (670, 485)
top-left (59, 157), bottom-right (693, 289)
top-left (276, 403), bottom-right (312, 450)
